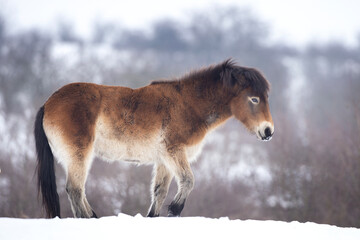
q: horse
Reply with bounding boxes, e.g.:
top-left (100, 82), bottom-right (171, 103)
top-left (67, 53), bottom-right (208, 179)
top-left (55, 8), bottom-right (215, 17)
top-left (34, 59), bottom-right (274, 218)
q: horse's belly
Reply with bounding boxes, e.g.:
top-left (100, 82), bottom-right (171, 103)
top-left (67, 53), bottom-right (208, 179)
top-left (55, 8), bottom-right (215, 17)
top-left (93, 116), bottom-right (206, 164)
top-left (94, 133), bottom-right (163, 164)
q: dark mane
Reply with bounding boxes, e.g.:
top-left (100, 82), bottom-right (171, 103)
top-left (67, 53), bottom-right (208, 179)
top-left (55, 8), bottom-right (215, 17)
top-left (150, 59), bottom-right (235, 85)
top-left (151, 59), bottom-right (270, 97)
top-left (178, 59), bottom-right (237, 84)
top-left (235, 66), bottom-right (270, 97)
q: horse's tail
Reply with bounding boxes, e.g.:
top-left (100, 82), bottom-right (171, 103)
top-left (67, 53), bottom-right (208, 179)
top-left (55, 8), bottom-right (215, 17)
top-left (34, 106), bottom-right (61, 218)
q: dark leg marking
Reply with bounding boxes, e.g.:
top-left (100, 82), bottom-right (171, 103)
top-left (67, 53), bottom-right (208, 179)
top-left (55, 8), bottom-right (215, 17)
top-left (168, 200), bottom-right (186, 217)
top-left (91, 210), bottom-right (98, 218)
top-left (147, 204), bottom-right (159, 218)
top-left (154, 184), bottom-right (161, 196)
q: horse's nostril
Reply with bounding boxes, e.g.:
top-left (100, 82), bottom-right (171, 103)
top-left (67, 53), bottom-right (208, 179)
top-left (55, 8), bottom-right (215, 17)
top-left (265, 127), bottom-right (272, 137)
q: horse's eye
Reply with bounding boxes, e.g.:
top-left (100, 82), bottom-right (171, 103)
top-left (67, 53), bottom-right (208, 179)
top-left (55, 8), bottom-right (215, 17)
top-left (250, 97), bottom-right (259, 104)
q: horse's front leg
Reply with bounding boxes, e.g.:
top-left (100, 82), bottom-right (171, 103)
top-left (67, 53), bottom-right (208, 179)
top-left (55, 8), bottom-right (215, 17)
top-left (166, 149), bottom-right (194, 217)
top-left (147, 163), bottom-right (173, 217)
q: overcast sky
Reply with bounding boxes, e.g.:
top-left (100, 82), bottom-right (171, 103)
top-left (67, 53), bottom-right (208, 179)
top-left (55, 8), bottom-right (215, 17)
top-left (2, 0), bottom-right (360, 47)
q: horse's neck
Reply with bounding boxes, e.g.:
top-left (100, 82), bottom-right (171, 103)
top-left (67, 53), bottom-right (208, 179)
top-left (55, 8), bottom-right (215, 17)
top-left (181, 78), bottom-right (233, 127)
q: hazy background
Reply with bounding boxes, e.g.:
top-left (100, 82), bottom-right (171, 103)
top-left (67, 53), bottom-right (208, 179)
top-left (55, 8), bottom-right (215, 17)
top-left (0, 0), bottom-right (359, 227)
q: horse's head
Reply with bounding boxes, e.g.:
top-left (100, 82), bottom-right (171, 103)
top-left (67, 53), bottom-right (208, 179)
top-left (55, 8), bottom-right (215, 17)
top-left (221, 61), bottom-right (274, 141)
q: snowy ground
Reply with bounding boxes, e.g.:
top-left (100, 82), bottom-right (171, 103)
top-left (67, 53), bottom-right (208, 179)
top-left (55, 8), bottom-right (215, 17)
top-left (1, 214), bottom-right (359, 240)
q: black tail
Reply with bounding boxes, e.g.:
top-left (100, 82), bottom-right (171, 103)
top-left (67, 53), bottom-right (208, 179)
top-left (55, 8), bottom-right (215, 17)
top-left (34, 106), bottom-right (61, 218)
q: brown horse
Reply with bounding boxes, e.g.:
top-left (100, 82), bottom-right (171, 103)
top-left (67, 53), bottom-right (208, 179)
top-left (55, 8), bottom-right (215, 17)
top-left (34, 59), bottom-right (274, 218)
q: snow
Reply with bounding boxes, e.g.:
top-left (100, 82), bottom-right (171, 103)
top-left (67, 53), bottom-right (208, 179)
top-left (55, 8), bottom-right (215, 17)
top-left (0, 214), bottom-right (359, 240)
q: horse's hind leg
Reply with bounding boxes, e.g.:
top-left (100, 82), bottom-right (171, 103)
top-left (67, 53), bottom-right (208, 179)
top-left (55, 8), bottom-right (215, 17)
top-left (65, 149), bottom-right (97, 218)
top-left (147, 164), bottom-right (173, 217)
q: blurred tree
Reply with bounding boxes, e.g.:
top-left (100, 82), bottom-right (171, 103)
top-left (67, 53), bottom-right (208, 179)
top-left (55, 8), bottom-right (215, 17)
top-left (57, 21), bottom-right (82, 44)
top-left (91, 21), bottom-right (117, 44)
top-left (261, 41), bottom-right (360, 227)
top-left (0, 14), bottom-right (5, 47)
top-left (150, 20), bottom-right (188, 52)
top-left (0, 29), bottom-right (56, 112)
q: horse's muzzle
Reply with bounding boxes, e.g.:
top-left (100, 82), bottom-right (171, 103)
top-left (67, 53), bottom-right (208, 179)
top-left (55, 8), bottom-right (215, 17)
top-left (261, 127), bottom-right (273, 141)
top-left (256, 122), bottom-right (274, 141)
